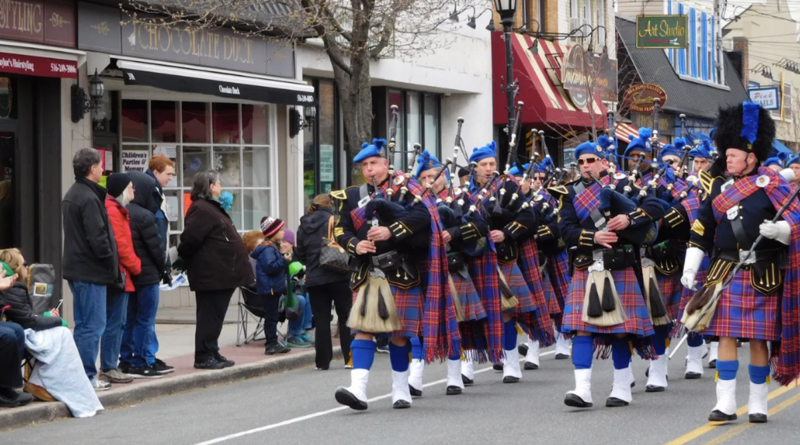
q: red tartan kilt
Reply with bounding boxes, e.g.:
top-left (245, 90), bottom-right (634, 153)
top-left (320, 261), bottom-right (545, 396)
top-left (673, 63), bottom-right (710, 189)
top-left (678, 258), bottom-right (710, 320)
top-left (541, 276), bottom-right (563, 316)
top-left (656, 271), bottom-right (683, 320)
top-left (706, 269), bottom-right (780, 341)
top-left (452, 273), bottom-right (486, 321)
top-left (499, 263), bottom-right (536, 313)
top-left (562, 267), bottom-right (655, 337)
top-left (350, 284), bottom-right (424, 337)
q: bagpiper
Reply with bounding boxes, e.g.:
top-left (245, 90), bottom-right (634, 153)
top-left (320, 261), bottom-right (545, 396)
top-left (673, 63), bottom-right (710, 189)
top-left (553, 140), bottom-right (663, 408)
top-left (681, 101), bottom-right (800, 423)
top-left (332, 139), bottom-right (459, 411)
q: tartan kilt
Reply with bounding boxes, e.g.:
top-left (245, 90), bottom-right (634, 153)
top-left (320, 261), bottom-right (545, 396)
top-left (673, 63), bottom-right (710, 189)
top-left (452, 273), bottom-right (486, 321)
top-left (562, 267), bottom-right (654, 337)
top-left (350, 284), bottom-right (424, 338)
top-left (541, 273), bottom-right (563, 316)
top-left (678, 256), bottom-right (710, 321)
top-left (656, 271), bottom-right (683, 321)
top-left (499, 263), bottom-right (536, 313)
top-left (705, 268), bottom-right (780, 341)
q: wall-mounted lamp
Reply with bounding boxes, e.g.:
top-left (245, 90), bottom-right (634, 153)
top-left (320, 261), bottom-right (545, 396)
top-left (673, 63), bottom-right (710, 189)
top-left (71, 69), bottom-right (105, 123)
top-left (289, 105), bottom-right (317, 138)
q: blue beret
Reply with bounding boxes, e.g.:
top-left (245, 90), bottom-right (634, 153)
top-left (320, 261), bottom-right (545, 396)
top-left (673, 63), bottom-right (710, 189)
top-left (469, 141), bottom-right (498, 164)
top-left (533, 162), bottom-right (546, 173)
top-left (764, 157), bottom-right (783, 168)
top-left (688, 139), bottom-right (712, 159)
top-left (353, 138), bottom-right (388, 163)
top-left (624, 127), bottom-right (653, 157)
top-left (673, 137), bottom-right (687, 151)
top-left (658, 144), bottom-right (680, 162)
top-left (597, 135), bottom-right (614, 149)
top-left (414, 150), bottom-right (443, 178)
top-left (575, 141), bottom-right (604, 159)
top-left (787, 155), bottom-right (800, 167)
top-left (508, 162), bottom-right (530, 176)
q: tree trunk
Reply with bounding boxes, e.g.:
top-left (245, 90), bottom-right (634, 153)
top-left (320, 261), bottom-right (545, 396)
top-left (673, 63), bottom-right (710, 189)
top-left (333, 60), bottom-right (373, 184)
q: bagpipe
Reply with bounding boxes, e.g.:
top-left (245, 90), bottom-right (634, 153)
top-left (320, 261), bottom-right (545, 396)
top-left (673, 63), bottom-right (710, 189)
top-left (588, 173), bottom-right (659, 245)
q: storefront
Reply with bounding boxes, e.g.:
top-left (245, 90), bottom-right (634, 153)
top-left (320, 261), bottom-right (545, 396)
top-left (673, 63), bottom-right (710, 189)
top-left (0, 0), bottom-right (85, 298)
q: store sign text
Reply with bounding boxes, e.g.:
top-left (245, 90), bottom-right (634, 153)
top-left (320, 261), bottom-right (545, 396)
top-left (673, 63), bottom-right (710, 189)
top-left (636, 15), bottom-right (688, 49)
top-left (129, 22), bottom-right (254, 65)
top-left (748, 87), bottom-right (780, 111)
top-left (218, 84), bottom-right (241, 95)
top-left (0, 0), bottom-right (74, 47)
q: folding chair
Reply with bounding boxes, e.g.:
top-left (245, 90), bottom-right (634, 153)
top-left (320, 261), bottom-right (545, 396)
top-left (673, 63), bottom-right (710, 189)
top-left (237, 287), bottom-right (266, 346)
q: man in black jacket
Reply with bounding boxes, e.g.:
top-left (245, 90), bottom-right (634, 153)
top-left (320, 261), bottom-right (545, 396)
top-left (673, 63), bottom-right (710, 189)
top-left (120, 172), bottom-right (168, 378)
top-left (62, 148), bottom-right (118, 391)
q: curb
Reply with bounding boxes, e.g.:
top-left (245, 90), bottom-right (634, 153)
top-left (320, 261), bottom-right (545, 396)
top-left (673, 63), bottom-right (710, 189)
top-left (0, 346), bottom-right (342, 432)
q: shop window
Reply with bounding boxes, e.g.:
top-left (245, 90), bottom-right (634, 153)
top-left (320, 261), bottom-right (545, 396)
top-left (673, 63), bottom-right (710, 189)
top-left (0, 77), bottom-right (14, 119)
top-left (407, 93), bottom-right (421, 167)
top-left (424, 94), bottom-right (439, 159)
top-left (120, 100), bottom-right (275, 235)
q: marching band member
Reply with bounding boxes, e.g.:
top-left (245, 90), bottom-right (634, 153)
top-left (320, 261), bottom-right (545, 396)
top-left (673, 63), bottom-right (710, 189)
top-left (785, 155), bottom-right (800, 187)
top-left (681, 101), bottom-right (800, 423)
top-left (764, 157), bottom-right (784, 173)
top-left (554, 140), bottom-right (663, 409)
top-left (332, 139), bottom-right (458, 411)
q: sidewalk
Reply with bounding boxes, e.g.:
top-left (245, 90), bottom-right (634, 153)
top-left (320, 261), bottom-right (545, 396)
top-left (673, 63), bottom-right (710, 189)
top-left (0, 305), bottom-right (343, 431)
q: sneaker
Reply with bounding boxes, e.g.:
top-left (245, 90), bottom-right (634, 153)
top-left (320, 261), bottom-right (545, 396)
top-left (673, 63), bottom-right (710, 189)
top-left (119, 361), bottom-right (131, 374)
top-left (153, 358), bottom-right (175, 375)
top-left (376, 345), bottom-right (390, 354)
top-left (265, 342), bottom-right (291, 355)
top-left (91, 379), bottom-right (112, 392)
top-left (194, 358), bottom-right (226, 370)
top-left (345, 364), bottom-right (353, 369)
top-left (300, 333), bottom-right (315, 345)
top-left (128, 365), bottom-right (163, 379)
top-left (100, 368), bottom-right (134, 384)
top-left (286, 335), bottom-right (313, 348)
top-left (214, 354), bottom-right (235, 368)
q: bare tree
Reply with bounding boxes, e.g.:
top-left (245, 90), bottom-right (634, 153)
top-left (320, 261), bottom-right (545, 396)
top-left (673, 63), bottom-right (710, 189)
top-left (123, 0), bottom-right (485, 177)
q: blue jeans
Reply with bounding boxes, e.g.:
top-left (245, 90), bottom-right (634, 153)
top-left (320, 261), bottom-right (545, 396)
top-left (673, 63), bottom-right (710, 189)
top-left (0, 321), bottom-right (25, 388)
top-left (289, 294), bottom-right (313, 336)
top-left (121, 284), bottom-right (159, 367)
top-left (69, 281), bottom-right (107, 380)
top-left (100, 289), bottom-right (129, 372)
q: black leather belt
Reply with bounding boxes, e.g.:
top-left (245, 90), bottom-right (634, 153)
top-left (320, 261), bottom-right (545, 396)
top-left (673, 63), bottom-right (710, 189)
top-left (713, 248), bottom-right (785, 265)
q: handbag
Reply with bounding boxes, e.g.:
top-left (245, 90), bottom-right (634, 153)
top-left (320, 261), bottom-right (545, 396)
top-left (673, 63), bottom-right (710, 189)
top-left (319, 215), bottom-right (350, 272)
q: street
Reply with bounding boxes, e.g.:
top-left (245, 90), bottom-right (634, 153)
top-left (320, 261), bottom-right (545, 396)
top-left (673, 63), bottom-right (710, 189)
top-left (3, 342), bottom-right (800, 445)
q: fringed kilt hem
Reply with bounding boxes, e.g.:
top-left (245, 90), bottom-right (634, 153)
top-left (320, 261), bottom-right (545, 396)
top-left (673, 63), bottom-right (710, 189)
top-left (656, 271), bottom-right (683, 321)
top-left (562, 267), bottom-right (655, 350)
top-left (499, 263), bottom-right (535, 313)
top-left (541, 273), bottom-right (564, 333)
top-left (350, 285), bottom-right (424, 338)
top-left (706, 269), bottom-right (780, 341)
top-left (452, 273), bottom-right (486, 321)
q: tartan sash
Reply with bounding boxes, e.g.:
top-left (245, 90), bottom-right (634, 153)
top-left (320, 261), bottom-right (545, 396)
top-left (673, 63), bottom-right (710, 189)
top-left (573, 175), bottom-right (610, 223)
top-left (350, 174), bottom-right (403, 231)
top-left (517, 238), bottom-right (556, 347)
top-left (681, 195), bottom-right (702, 226)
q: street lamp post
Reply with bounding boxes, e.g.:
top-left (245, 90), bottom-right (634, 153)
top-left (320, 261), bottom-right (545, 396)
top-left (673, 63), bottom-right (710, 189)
top-left (493, 0), bottom-right (518, 138)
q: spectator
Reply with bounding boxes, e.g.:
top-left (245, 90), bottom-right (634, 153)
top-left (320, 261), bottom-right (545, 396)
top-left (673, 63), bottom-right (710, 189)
top-left (0, 254), bottom-right (103, 416)
top-left (282, 229), bottom-right (313, 349)
top-left (179, 170), bottom-right (254, 370)
top-left (62, 148), bottom-right (119, 391)
top-left (0, 270), bottom-right (32, 408)
top-left (101, 174), bottom-right (141, 384)
top-left (145, 155), bottom-right (177, 373)
top-left (296, 194), bottom-right (353, 370)
top-left (252, 216), bottom-right (292, 355)
top-left (242, 231), bottom-right (265, 279)
top-left (120, 172), bottom-right (168, 378)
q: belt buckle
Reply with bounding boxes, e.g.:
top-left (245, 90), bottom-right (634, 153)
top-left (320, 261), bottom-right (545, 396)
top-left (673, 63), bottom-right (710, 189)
top-left (739, 250), bottom-right (756, 265)
top-left (590, 250), bottom-right (605, 272)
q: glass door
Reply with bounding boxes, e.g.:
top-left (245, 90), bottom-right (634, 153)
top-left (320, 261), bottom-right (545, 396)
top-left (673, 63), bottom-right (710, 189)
top-left (0, 130), bottom-right (14, 249)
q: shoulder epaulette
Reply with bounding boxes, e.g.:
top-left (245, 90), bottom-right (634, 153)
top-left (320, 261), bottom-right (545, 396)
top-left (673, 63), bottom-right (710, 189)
top-left (330, 190), bottom-right (347, 200)
top-left (698, 170), bottom-right (723, 196)
top-left (547, 185), bottom-right (568, 197)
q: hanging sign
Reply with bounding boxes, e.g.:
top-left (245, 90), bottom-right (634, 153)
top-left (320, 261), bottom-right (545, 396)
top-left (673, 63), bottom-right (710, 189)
top-left (636, 15), bottom-right (689, 49)
top-left (562, 45), bottom-right (590, 109)
top-left (748, 87), bottom-right (780, 111)
top-left (623, 84), bottom-right (668, 113)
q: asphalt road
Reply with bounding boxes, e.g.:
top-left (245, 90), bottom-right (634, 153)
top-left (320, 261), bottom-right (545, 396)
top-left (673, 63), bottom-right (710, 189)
top-left (3, 340), bottom-right (800, 445)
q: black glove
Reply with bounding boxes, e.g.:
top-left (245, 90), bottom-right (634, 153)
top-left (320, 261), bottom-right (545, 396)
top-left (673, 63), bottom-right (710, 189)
top-left (161, 271), bottom-right (173, 287)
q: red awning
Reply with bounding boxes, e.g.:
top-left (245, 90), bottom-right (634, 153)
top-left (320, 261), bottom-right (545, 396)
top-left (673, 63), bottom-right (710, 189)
top-left (492, 33), bottom-right (606, 131)
top-left (615, 122), bottom-right (639, 143)
top-left (0, 52), bottom-right (77, 78)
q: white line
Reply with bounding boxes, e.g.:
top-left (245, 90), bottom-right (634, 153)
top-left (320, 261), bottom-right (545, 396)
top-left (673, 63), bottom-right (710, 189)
top-left (194, 351), bottom-right (556, 445)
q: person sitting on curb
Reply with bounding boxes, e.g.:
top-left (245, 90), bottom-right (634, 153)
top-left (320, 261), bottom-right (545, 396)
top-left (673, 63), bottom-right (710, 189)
top-left (252, 217), bottom-right (292, 355)
top-left (0, 269), bottom-right (33, 408)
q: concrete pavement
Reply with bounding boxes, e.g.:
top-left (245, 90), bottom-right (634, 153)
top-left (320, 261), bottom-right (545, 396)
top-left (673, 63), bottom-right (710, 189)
top-left (3, 340), bottom-right (800, 445)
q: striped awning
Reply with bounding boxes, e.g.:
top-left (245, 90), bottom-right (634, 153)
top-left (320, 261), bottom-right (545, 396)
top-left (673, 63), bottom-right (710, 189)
top-left (492, 33), bottom-right (606, 130)
top-left (615, 122), bottom-right (639, 143)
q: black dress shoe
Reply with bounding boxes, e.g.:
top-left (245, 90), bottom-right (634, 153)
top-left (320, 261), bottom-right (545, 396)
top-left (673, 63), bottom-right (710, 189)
top-left (645, 385), bottom-right (665, 393)
top-left (709, 360), bottom-right (717, 369)
top-left (708, 410), bottom-right (737, 422)
top-left (0, 388), bottom-right (31, 408)
top-left (462, 374), bottom-right (474, 386)
top-left (194, 358), bottom-right (225, 370)
top-left (335, 388), bottom-right (368, 411)
top-left (555, 353), bottom-right (570, 360)
top-left (749, 413), bottom-right (768, 423)
top-left (524, 361), bottom-right (539, 370)
top-left (492, 363), bottom-right (503, 371)
top-left (446, 386), bottom-right (462, 395)
top-left (685, 372), bottom-right (702, 380)
top-left (392, 400), bottom-right (411, 409)
top-left (214, 354), bottom-right (235, 368)
top-left (606, 397), bottom-right (629, 407)
top-left (503, 376), bottom-right (520, 383)
top-left (15, 391), bottom-right (33, 406)
top-left (564, 393), bottom-right (592, 408)
top-left (409, 385), bottom-right (422, 397)
top-left (518, 344), bottom-right (529, 356)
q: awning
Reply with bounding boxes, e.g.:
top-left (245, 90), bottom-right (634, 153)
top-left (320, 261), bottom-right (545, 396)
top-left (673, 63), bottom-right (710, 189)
top-left (116, 59), bottom-right (315, 106)
top-left (492, 33), bottom-right (606, 130)
top-left (615, 123), bottom-right (639, 143)
top-left (772, 139), bottom-right (794, 158)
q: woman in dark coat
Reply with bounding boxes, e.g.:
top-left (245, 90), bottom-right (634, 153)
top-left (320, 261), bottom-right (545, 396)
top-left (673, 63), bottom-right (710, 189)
top-left (179, 170), bottom-right (255, 370)
top-left (295, 194), bottom-right (353, 370)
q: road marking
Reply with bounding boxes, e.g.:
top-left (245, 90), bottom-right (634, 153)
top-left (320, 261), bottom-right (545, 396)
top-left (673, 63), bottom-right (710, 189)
top-left (701, 390), bottom-right (800, 445)
top-left (193, 351), bottom-right (555, 445)
top-left (663, 384), bottom-right (797, 445)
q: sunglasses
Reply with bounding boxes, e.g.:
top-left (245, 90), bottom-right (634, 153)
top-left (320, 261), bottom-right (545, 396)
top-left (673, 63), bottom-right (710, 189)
top-left (577, 157), bottom-right (600, 166)
top-left (665, 159), bottom-right (678, 166)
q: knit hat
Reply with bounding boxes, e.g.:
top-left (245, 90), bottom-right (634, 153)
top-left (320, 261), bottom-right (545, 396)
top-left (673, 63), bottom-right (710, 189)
top-left (260, 216), bottom-right (285, 238)
top-left (283, 229), bottom-right (296, 246)
top-left (106, 173), bottom-right (131, 198)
